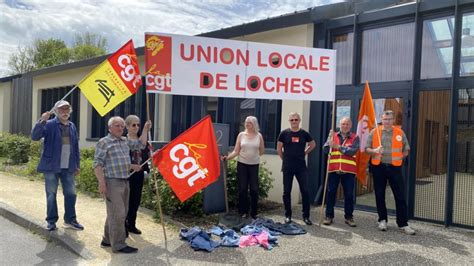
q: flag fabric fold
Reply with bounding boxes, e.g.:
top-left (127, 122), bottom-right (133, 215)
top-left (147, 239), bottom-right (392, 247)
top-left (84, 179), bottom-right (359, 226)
top-left (152, 115), bottom-right (220, 202)
top-left (355, 81), bottom-right (376, 185)
top-left (78, 40), bottom-right (142, 116)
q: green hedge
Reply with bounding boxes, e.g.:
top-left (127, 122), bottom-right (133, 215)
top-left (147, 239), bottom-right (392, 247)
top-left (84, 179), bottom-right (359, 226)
top-left (0, 133), bottom-right (275, 218)
top-left (0, 133), bottom-right (32, 164)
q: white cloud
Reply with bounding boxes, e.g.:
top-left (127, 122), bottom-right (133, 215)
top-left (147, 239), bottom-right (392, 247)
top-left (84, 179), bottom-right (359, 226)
top-left (0, 0), bottom-right (345, 76)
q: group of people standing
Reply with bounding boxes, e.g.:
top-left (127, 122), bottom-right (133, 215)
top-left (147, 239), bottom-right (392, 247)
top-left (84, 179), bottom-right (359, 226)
top-left (223, 110), bottom-right (415, 235)
top-left (32, 100), bottom-right (153, 253)
top-left (31, 100), bottom-right (415, 254)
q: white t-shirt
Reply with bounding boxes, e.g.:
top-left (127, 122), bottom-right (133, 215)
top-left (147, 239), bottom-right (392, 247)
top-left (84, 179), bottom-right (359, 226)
top-left (238, 132), bottom-right (261, 165)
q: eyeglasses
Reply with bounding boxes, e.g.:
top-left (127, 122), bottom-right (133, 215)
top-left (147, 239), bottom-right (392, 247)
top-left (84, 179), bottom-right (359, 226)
top-left (289, 119), bottom-right (299, 122)
top-left (131, 123), bottom-right (140, 127)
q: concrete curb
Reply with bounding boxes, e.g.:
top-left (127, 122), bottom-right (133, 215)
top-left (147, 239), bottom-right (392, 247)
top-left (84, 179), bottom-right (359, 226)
top-left (0, 202), bottom-right (94, 260)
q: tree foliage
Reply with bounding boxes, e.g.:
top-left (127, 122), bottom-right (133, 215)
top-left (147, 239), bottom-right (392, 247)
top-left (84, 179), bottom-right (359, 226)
top-left (32, 38), bottom-right (71, 69)
top-left (7, 45), bottom-right (35, 75)
top-left (7, 32), bottom-right (108, 75)
top-left (71, 32), bottom-right (107, 61)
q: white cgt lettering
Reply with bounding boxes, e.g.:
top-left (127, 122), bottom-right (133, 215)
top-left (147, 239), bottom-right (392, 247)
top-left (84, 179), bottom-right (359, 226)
top-left (169, 144), bottom-right (208, 187)
top-left (118, 54), bottom-right (140, 88)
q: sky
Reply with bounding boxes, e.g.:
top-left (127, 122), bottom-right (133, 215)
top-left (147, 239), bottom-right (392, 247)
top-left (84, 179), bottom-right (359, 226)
top-left (0, 0), bottom-right (345, 77)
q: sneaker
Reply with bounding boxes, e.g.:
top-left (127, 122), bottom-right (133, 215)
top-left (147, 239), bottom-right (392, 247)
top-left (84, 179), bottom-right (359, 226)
top-left (46, 223), bottom-right (56, 231)
top-left (378, 220), bottom-right (387, 231)
top-left (323, 217), bottom-right (333, 225)
top-left (399, 226), bottom-right (416, 235)
top-left (345, 218), bottom-right (357, 227)
top-left (64, 220), bottom-right (84, 231)
top-left (116, 246), bottom-right (138, 253)
top-left (241, 213), bottom-right (248, 219)
top-left (303, 217), bottom-right (313, 225)
top-left (100, 240), bottom-right (111, 247)
top-left (284, 217), bottom-right (292, 224)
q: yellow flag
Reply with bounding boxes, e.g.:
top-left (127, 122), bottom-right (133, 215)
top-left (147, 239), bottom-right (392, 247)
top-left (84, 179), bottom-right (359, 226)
top-left (78, 40), bottom-right (141, 116)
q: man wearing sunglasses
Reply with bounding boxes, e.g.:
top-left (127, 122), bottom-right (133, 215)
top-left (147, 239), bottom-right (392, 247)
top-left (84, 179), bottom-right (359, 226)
top-left (277, 112), bottom-right (316, 225)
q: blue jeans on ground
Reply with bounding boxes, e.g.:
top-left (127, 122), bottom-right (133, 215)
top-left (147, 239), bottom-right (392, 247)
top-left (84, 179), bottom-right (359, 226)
top-left (325, 172), bottom-right (355, 219)
top-left (44, 170), bottom-right (77, 224)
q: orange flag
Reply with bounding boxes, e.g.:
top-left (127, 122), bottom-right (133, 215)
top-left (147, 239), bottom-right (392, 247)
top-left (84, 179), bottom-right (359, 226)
top-left (152, 115), bottom-right (220, 202)
top-left (355, 81), bottom-right (376, 185)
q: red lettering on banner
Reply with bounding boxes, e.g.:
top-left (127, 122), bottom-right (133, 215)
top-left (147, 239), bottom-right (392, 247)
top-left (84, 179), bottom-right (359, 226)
top-left (179, 43), bottom-right (250, 66)
top-left (290, 78), bottom-right (301, 93)
top-left (284, 54), bottom-right (296, 69)
top-left (263, 77), bottom-right (275, 92)
top-left (235, 75), bottom-right (246, 91)
top-left (269, 52), bottom-right (282, 68)
top-left (215, 73), bottom-right (228, 90)
top-left (257, 52), bottom-right (267, 67)
top-left (302, 79), bottom-right (313, 94)
top-left (200, 72), bottom-right (212, 89)
top-left (320, 56), bottom-right (330, 71)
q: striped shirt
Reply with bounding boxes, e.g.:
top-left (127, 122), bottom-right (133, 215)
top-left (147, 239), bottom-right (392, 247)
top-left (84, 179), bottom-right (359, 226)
top-left (366, 127), bottom-right (410, 164)
top-left (93, 134), bottom-right (145, 179)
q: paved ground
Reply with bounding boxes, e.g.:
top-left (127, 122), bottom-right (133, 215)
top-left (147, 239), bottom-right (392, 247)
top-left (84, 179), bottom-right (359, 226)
top-left (0, 215), bottom-right (85, 265)
top-left (0, 172), bottom-right (473, 265)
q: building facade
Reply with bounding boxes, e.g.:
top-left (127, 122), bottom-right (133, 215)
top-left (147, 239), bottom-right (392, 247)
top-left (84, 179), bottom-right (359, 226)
top-left (0, 0), bottom-right (472, 228)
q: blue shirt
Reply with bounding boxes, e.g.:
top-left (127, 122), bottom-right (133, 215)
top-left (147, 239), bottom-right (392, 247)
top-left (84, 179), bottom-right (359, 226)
top-left (31, 117), bottom-right (80, 173)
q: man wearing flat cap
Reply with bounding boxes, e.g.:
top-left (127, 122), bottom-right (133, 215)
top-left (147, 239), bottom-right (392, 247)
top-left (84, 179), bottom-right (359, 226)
top-left (31, 100), bottom-right (84, 231)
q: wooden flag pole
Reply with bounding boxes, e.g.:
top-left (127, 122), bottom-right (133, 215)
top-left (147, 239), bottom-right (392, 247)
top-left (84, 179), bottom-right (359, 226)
top-left (145, 92), bottom-right (167, 243)
top-left (319, 101), bottom-right (337, 226)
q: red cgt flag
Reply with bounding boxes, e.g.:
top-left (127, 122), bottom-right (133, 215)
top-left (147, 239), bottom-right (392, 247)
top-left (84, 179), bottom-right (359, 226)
top-left (152, 115), bottom-right (220, 202)
top-left (355, 81), bottom-right (376, 185)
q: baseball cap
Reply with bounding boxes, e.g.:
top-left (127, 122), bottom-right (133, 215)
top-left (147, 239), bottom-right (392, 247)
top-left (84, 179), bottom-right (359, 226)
top-left (54, 100), bottom-right (71, 109)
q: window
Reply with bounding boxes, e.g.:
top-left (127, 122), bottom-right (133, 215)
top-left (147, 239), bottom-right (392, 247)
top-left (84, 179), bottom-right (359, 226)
top-left (332, 33), bottom-right (353, 85)
top-left (421, 16), bottom-right (455, 79)
top-left (361, 23), bottom-right (415, 82)
top-left (40, 86), bottom-right (80, 134)
top-left (89, 81), bottom-right (153, 139)
top-left (461, 12), bottom-right (474, 76)
top-left (172, 96), bottom-right (281, 149)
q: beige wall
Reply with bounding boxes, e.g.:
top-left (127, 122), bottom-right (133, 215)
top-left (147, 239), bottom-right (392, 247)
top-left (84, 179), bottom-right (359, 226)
top-left (26, 24), bottom-right (316, 206)
top-left (0, 81), bottom-right (12, 132)
top-left (234, 24), bottom-right (315, 205)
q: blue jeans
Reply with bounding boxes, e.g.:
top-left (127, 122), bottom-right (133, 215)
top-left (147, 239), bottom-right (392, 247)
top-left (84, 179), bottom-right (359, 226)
top-left (44, 170), bottom-right (77, 224)
top-left (325, 172), bottom-right (355, 219)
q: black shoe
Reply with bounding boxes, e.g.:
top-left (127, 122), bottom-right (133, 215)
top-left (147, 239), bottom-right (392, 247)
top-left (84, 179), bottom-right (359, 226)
top-left (128, 227), bottom-right (142, 235)
top-left (251, 215), bottom-right (258, 220)
top-left (100, 241), bottom-right (111, 247)
top-left (285, 217), bottom-right (292, 224)
top-left (117, 246), bottom-right (138, 253)
top-left (303, 217), bottom-right (313, 225)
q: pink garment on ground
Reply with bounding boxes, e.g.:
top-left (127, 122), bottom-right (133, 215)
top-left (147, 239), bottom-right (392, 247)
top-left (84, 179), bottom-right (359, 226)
top-left (239, 231), bottom-right (270, 249)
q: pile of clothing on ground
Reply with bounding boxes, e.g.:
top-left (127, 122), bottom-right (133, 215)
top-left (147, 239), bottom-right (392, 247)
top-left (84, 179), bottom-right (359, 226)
top-left (179, 217), bottom-right (307, 252)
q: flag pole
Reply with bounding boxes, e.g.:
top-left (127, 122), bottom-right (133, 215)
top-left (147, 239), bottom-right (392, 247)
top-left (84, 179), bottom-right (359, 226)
top-left (146, 92), bottom-right (167, 243)
top-left (319, 100), bottom-right (337, 226)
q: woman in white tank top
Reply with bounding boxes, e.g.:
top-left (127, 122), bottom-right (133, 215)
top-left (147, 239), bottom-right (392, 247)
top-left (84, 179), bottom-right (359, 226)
top-left (222, 116), bottom-right (265, 219)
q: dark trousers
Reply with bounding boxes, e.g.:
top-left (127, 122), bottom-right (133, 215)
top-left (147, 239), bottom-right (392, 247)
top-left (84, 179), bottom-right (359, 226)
top-left (126, 171), bottom-right (144, 229)
top-left (283, 168), bottom-right (310, 218)
top-left (371, 164), bottom-right (409, 227)
top-left (237, 162), bottom-right (259, 216)
top-left (325, 172), bottom-right (355, 219)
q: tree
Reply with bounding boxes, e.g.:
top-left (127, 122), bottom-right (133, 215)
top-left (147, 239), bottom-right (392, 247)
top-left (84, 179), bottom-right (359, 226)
top-left (71, 32), bottom-right (107, 61)
top-left (32, 38), bottom-right (71, 69)
top-left (7, 45), bottom-right (35, 75)
top-left (7, 33), bottom-right (108, 75)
